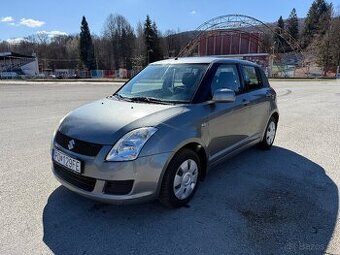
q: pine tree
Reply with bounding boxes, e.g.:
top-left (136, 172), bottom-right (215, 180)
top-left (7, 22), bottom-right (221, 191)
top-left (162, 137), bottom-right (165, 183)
top-left (287, 8), bottom-right (299, 41)
top-left (151, 22), bottom-right (163, 61)
top-left (301, 0), bottom-right (333, 48)
top-left (274, 16), bottom-right (286, 52)
top-left (144, 15), bottom-right (154, 64)
top-left (79, 16), bottom-right (96, 70)
top-left (315, 16), bottom-right (340, 74)
top-left (144, 15), bottom-right (163, 64)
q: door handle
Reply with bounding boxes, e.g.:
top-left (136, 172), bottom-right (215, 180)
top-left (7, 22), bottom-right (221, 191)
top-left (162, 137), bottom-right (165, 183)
top-left (266, 93), bottom-right (272, 98)
top-left (242, 99), bottom-right (250, 106)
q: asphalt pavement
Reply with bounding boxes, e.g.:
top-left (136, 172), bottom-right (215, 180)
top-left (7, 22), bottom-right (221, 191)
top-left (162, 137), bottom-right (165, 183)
top-left (0, 80), bottom-right (339, 255)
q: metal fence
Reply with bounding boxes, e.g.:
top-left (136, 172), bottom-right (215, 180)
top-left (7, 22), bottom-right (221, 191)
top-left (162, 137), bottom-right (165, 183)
top-left (39, 68), bottom-right (141, 79)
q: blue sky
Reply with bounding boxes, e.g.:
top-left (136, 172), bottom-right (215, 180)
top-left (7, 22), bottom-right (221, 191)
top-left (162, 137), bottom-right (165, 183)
top-left (1, 0), bottom-right (339, 42)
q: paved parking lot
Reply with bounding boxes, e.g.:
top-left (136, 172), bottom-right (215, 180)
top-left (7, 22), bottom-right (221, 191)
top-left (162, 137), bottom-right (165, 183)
top-left (0, 80), bottom-right (339, 254)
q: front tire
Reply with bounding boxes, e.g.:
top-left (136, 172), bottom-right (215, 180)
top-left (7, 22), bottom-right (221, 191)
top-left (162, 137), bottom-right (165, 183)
top-left (259, 116), bottom-right (277, 150)
top-left (159, 149), bottom-right (201, 208)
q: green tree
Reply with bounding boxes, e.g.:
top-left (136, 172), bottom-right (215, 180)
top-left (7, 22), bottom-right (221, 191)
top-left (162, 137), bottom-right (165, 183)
top-left (151, 22), bottom-right (163, 61)
top-left (301, 0), bottom-right (333, 48)
top-left (144, 15), bottom-right (163, 64)
top-left (287, 8), bottom-right (299, 41)
top-left (79, 16), bottom-right (96, 70)
top-left (314, 17), bottom-right (340, 75)
top-left (274, 16), bottom-right (286, 52)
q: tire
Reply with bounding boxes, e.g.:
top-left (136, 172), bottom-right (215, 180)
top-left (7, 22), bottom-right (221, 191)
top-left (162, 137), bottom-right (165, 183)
top-left (159, 149), bottom-right (201, 208)
top-left (259, 116), bottom-right (277, 150)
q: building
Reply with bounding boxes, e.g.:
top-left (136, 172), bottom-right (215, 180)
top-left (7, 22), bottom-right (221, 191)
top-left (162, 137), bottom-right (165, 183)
top-left (0, 52), bottom-right (39, 78)
top-left (197, 30), bottom-right (270, 70)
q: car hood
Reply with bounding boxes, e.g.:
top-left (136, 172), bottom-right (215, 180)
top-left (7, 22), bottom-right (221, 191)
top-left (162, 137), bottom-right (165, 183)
top-left (58, 98), bottom-right (183, 145)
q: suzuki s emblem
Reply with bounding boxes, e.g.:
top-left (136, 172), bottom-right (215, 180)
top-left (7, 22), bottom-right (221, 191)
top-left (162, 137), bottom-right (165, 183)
top-left (68, 139), bottom-right (75, 150)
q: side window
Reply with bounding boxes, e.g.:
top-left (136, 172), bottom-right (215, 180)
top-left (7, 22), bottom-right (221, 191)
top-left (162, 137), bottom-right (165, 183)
top-left (211, 64), bottom-right (241, 95)
top-left (242, 65), bottom-right (262, 91)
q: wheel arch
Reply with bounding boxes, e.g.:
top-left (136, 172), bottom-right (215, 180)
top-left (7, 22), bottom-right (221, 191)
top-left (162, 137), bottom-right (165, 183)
top-left (271, 111), bottom-right (279, 124)
top-left (260, 110), bottom-right (279, 141)
top-left (156, 139), bottom-right (208, 195)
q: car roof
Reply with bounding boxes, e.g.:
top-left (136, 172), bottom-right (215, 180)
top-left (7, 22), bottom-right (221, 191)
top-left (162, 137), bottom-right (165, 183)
top-left (151, 56), bottom-right (260, 67)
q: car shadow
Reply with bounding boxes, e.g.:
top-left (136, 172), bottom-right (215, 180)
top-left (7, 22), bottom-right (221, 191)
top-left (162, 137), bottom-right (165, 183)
top-left (42, 146), bottom-right (338, 255)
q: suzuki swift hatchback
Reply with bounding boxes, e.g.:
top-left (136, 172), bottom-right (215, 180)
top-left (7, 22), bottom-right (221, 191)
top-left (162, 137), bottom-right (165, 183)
top-left (51, 57), bottom-right (279, 208)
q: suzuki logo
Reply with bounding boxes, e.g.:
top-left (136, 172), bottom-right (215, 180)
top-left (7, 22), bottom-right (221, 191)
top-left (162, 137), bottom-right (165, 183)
top-left (68, 139), bottom-right (75, 150)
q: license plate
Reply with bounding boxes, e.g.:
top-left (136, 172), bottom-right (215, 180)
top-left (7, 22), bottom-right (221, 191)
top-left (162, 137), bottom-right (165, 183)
top-left (53, 149), bottom-right (81, 174)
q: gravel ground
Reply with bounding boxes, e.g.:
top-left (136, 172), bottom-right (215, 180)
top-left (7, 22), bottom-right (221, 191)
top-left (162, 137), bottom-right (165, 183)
top-left (0, 80), bottom-right (339, 255)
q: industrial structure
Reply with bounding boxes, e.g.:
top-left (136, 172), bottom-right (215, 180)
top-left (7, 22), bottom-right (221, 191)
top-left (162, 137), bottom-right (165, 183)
top-left (179, 14), bottom-right (305, 77)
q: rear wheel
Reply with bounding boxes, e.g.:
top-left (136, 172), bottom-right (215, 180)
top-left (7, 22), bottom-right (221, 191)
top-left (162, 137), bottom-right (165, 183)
top-left (259, 116), bottom-right (277, 150)
top-left (159, 149), bottom-right (201, 208)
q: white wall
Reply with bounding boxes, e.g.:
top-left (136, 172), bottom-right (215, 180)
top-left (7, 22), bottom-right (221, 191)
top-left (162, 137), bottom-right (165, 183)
top-left (21, 59), bottom-right (39, 76)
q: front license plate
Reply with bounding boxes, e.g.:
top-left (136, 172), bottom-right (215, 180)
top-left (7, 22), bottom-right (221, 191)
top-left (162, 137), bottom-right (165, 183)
top-left (53, 149), bottom-right (81, 174)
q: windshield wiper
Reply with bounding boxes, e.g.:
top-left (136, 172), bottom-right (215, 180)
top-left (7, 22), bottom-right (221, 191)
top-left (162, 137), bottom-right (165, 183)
top-left (112, 94), bottom-right (132, 102)
top-left (128, 96), bottom-right (173, 104)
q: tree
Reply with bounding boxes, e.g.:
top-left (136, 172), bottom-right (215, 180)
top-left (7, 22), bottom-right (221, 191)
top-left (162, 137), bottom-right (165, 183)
top-left (103, 14), bottom-right (135, 69)
top-left (132, 21), bottom-right (146, 69)
top-left (313, 16), bottom-right (340, 75)
top-left (301, 0), bottom-right (333, 48)
top-left (151, 21), bottom-right (163, 61)
top-left (79, 16), bottom-right (96, 70)
top-left (287, 8), bottom-right (299, 41)
top-left (330, 17), bottom-right (340, 69)
top-left (144, 15), bottom-right (163, 64)
top-left (274, 16), bottom-right (286, 52)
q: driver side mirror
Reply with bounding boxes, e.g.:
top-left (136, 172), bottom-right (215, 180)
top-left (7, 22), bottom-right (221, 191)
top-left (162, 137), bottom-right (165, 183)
top-left (212, 88), bottom-right (236, 103)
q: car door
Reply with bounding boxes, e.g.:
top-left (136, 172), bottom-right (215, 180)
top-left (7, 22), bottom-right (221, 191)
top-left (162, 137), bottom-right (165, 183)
top-left (207, 64), bottom-right (252, 162)
top-left (241, 65), bottom-right (271, 140)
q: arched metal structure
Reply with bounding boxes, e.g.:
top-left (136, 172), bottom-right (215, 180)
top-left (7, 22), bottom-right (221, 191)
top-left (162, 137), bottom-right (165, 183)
top-left (178, 14), bottom-right (306, 77)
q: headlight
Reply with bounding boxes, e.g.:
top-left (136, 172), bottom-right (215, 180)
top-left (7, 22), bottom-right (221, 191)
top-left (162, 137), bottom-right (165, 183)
top-left (106, 127), bottom-right (158, 161)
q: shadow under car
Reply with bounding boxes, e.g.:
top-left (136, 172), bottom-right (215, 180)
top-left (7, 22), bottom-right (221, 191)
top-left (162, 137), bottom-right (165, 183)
top-left (43, 146), bottom-right (338, 255)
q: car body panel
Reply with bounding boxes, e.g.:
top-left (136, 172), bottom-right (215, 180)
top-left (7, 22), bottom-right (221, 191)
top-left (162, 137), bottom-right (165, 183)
top-left (58, 98), bottom-right (181, 145)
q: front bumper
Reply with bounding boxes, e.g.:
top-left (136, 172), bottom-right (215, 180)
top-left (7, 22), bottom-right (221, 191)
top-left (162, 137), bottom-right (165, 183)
top-left (52, 143), bottom-right (171, 204)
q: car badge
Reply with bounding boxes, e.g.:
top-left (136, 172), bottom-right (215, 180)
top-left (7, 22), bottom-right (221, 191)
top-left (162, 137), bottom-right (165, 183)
top-left (68, 139), bottom-right (75, 150)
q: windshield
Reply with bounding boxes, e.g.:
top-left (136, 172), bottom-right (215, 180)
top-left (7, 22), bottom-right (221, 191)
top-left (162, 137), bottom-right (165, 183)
top-left (115, 63), bottom-right (208, 103)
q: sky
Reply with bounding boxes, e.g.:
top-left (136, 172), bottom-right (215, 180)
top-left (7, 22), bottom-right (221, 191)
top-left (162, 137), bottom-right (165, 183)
top-left (1, 0), bottom-right (340, 42)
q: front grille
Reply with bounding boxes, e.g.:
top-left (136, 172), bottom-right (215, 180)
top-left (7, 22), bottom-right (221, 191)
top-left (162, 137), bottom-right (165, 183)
top-left (55, 131), bottom-right (102, 157)
top-left (54, 163), bottom-right (96, 192)
top-left (104, 180), bottom-right (134, 195)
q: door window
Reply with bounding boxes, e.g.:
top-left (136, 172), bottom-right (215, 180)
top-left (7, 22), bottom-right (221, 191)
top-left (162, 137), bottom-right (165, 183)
top-left (242, 66), bottom-right (262, 91)
top-left (211, 65), bottom-right (241, 95)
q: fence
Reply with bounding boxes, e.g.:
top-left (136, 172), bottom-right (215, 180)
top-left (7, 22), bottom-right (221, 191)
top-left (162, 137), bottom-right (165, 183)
top-left (77, 68), bottom-right (138, 79)
top-left (269, 64), bottom-right (340, 78)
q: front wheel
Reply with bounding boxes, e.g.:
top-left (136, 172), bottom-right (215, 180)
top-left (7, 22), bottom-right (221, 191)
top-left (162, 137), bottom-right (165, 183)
top-left (259, 116), bottom-right (277, 150)
top-left (159, 149), bottom-right (201, 208)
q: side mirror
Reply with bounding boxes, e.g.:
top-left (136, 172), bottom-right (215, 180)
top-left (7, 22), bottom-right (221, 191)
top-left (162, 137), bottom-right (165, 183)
top-left (212, 88), bottom-right (236, 103)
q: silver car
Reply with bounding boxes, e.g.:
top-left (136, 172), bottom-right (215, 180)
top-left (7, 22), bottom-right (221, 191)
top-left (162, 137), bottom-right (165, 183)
top-left (51, 57), bottom-right (279, 208)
